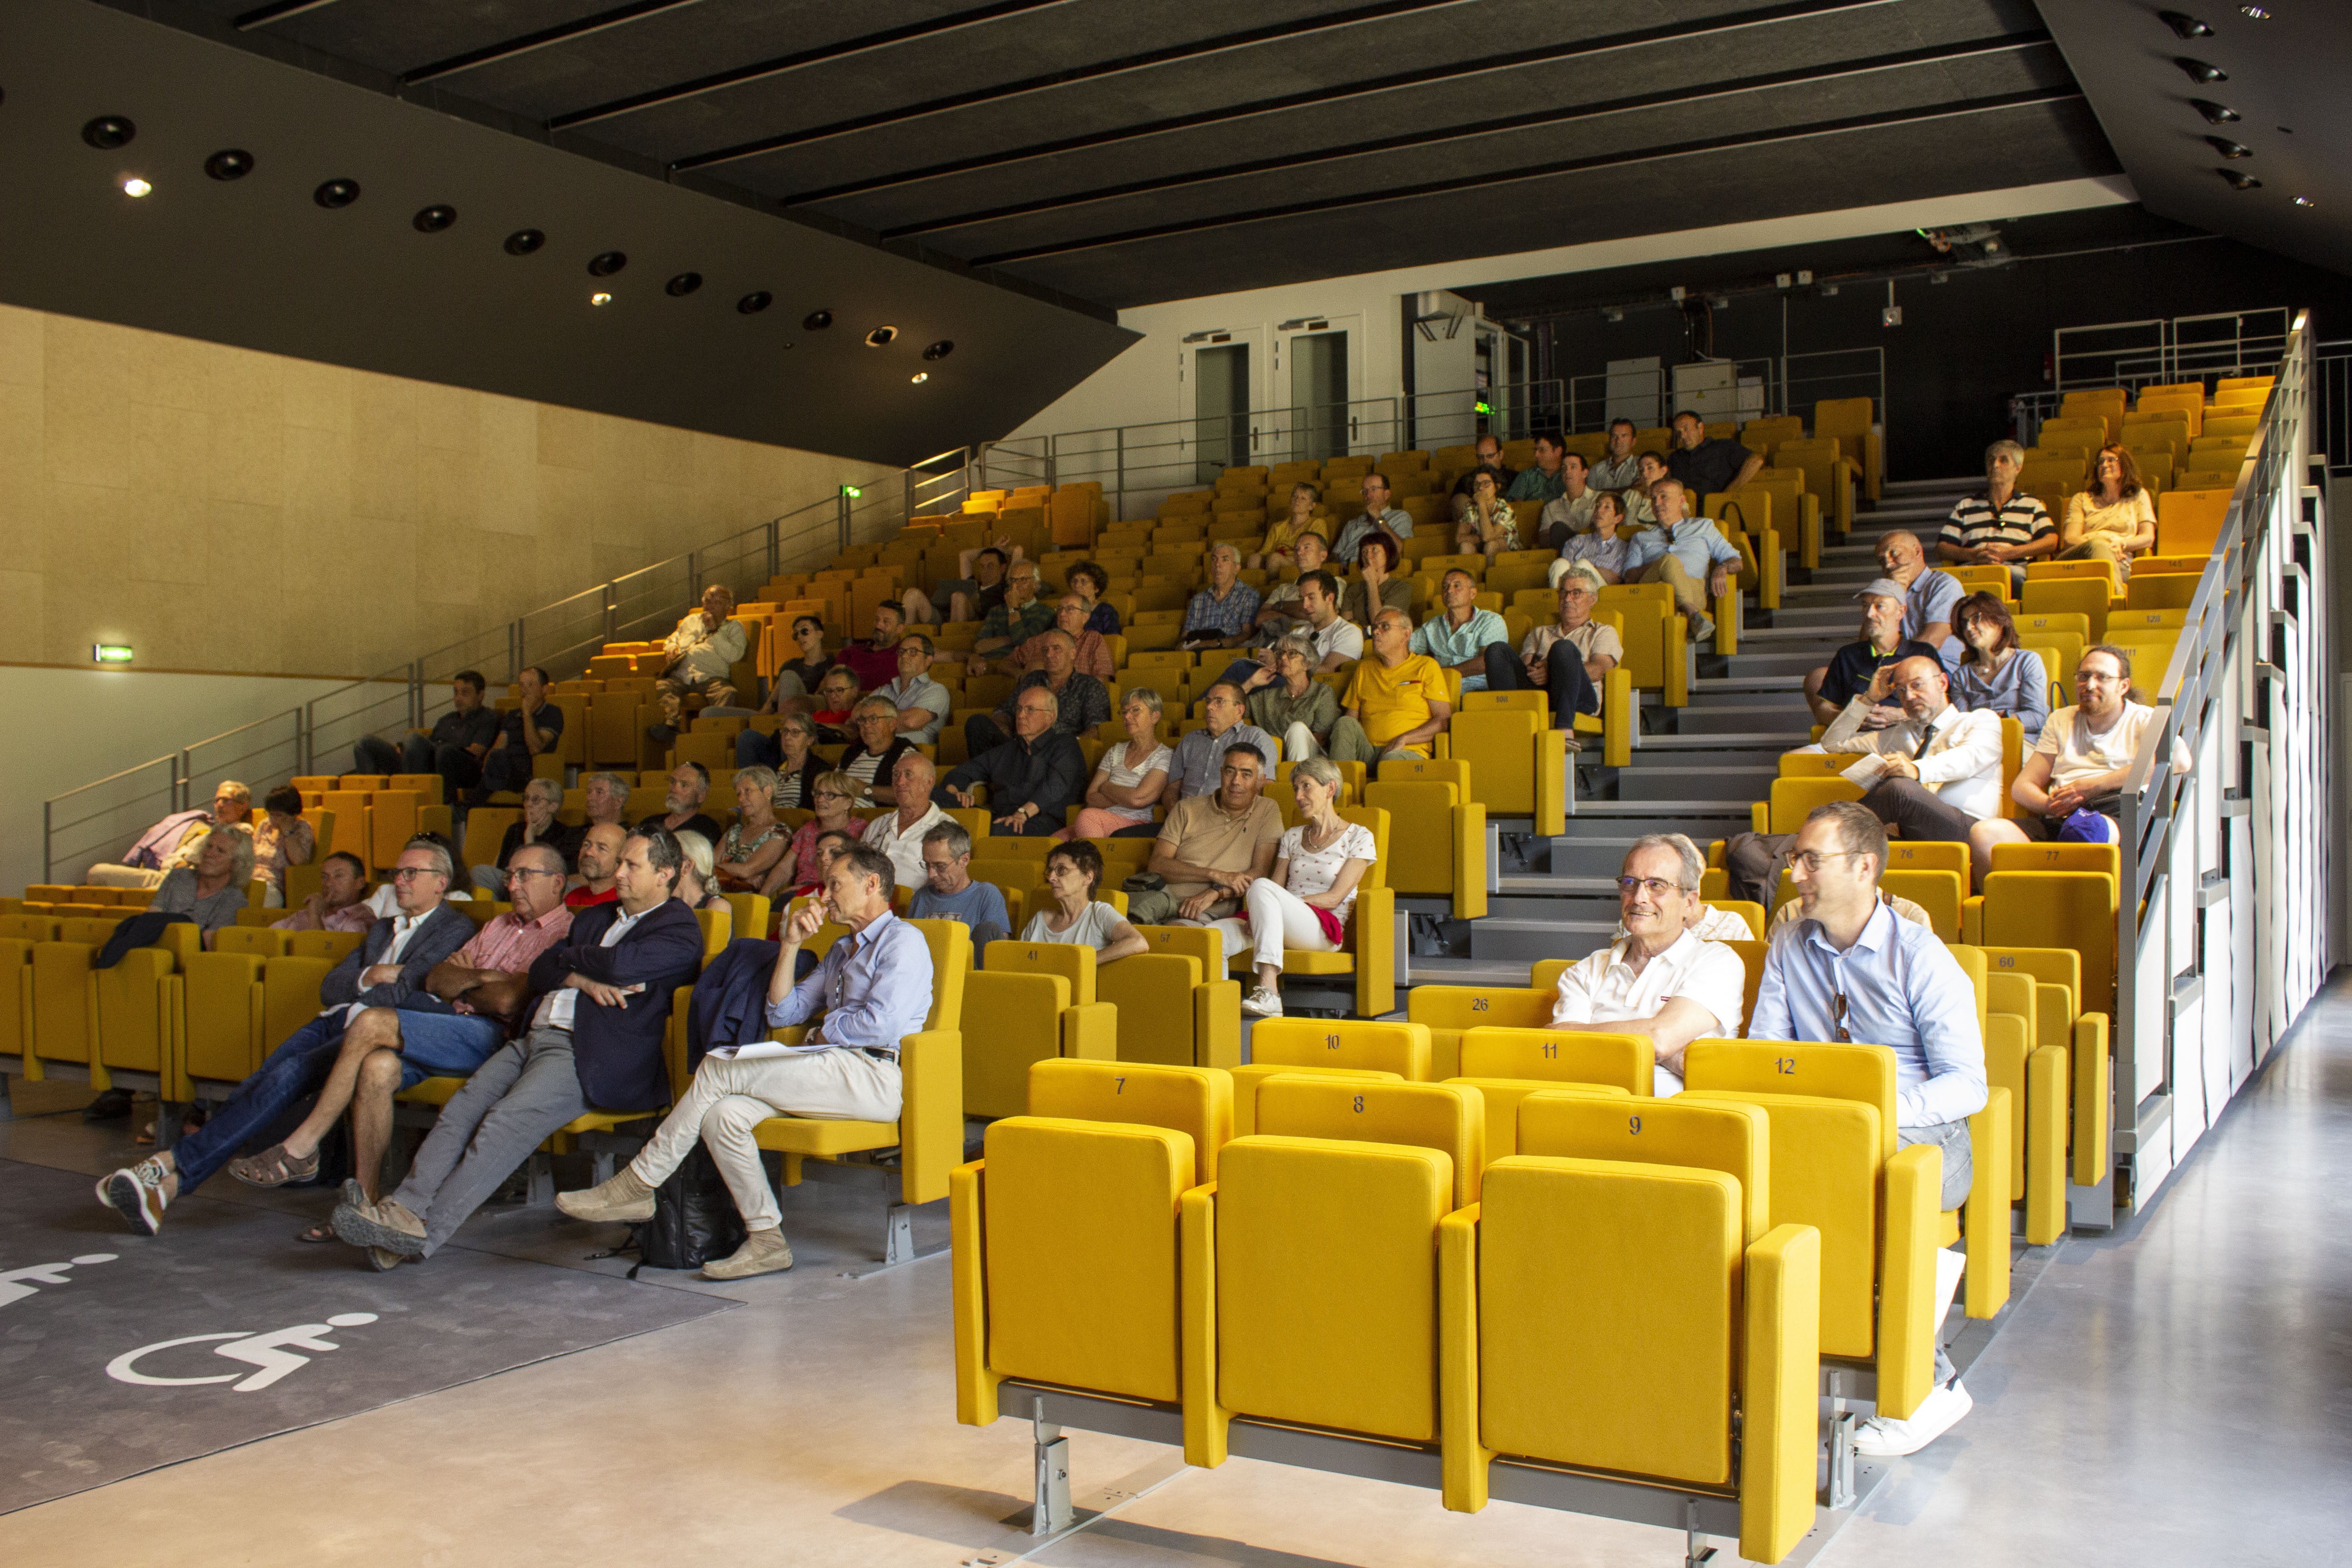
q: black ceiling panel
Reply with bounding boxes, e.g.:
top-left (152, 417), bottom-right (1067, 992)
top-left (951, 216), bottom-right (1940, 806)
top-left (102, 0), bottom-right (2130, 312)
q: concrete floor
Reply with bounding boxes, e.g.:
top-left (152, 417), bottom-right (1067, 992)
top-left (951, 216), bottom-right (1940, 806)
top-left (4, 976), bottom-right (2348, 1568)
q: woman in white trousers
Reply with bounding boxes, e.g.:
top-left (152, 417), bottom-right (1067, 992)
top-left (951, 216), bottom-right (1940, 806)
top-left (1213, 757), bottom-right (1378, 1019)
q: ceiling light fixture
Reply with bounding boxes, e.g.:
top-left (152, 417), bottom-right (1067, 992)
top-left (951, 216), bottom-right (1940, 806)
top-left (865, 325), bottom-right (899, 347)
top-left (2192, 99), bottom-right (2241, 123)
top-left (590, 292), bottom-right (612, 306)
top-left (204, 149), bottom-right (255, 181)
top-left (587, 250), bottom-right (627, 277)
top-left (2219, 168), bottom-right (2264, 189)
top-left (2240, 5), bottom-right (2270, 16)
top-left (82, 116), bottom-right (136, 150)
top-left (911, 372), bottom-right (929, 384)
top-left (121, 177), bottom-right (152, 198)
top-left (2207, 137), bottom-right (2254, 157)
top-left (504, 228), bottom-right (545, 256)
top-left (2293, 195), bottom-right (2315, 206)
top-left (2160, 10), bottom-right (2215, 36)
top-left (412, 204), bottom-right (456, 233)
top-left (922, 340), bottom-right (955, 361)
top-left (803, 309), bottom-right (833, 331)
top-left (2175, 57), bottom-right (2229, 83)
top-left (665, 272), bottom-right (702, 297)
top-left (313, 178), bottom-right (360, 209)
top-left (737, 291), bottom-right (773, 314)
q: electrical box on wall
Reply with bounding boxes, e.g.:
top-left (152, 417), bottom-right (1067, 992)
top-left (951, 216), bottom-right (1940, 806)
top-left (1882, 305), bottom-right (1904, 327)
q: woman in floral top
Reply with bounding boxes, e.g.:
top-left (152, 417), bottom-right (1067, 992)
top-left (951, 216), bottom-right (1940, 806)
top-left (1210, 757), bottom-right (1377, 1019)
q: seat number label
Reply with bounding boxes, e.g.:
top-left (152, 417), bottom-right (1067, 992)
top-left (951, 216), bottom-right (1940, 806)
top-left (1775, 1057), bottom-right (1796, 1075)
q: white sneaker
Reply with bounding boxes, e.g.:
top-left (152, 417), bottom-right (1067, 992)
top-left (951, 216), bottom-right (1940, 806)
top-left (1853, 1378), bottom-right (1973, 1457)
top-left (1690, 612), bottom-right (1717, 642)
top-left (1240, 986), bottom-right (1283, 1018)
top-left (98, 1156), bottom-right (172, 1236)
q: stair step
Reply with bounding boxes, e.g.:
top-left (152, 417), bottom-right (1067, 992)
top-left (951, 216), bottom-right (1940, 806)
top-left (1694, 674), bottom-right (1806, 692)
top-left (1617, 765), bottom-right (1778, 802)
top-left (1406, 956), bottom-right (1542, 989)
top-left (1470, 917), bottom-right (1622, 960)
top-left (1671, 704), bottom-right (1812, 735)
top-left (1637, 731), bottom-right (1803, 750)
top-left (1543, 835), bottom-right (1651, 875)
top-left (1497, 874), bottom-right (1623, 897)
top-left (1717, 652), bottom-right (1833, 677)
top-left (1560, 803), bottom-right (1759, 838)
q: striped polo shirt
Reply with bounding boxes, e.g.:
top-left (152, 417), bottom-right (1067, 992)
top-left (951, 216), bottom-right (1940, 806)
top-left (1941, 492), bottom-right (2052, 551)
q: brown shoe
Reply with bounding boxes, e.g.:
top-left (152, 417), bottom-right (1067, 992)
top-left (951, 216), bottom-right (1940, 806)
top-left (701, 1226), bottom-right (794, 1280)
top-left (555, 1165), bottom-right (658, 1224)
top-left (227, 1143), bottom-right (321, 1189)
top-left (331, 1196), bottom-right (426, 1256)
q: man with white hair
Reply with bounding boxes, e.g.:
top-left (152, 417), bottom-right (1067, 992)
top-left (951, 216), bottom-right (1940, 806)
top-left (1180, 542), bottom-right (1262, 651)
top-left (1549, 834), bottom-right (1749, 1096)
top-left (863, 753), bottom-right (949, 888)
top-left (651, 584), bottom-right (748, 734)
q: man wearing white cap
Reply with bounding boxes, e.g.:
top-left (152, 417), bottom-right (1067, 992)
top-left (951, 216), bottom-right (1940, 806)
top-left (1803, 577), bottom-right (1941, 728)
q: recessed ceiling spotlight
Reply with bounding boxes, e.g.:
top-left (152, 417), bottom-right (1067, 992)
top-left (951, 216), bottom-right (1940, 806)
top-left (121, 177), bottom-right (152, 198)
top-left (2207, 137), bottom-right (2253, 158)
top-left (2240, 5), bottom-right (2270, 16)
top-left (865, 325), bottom-right (898, 348)
top-left (412, 204), bottom-right (457, 234)
top-left (204, 149), bottom-right (255, 181)
top-left (665, 272), bottom-right (702, 297)
top-left (313, 178), bottom-right (360, 209)
top-left (2175, 57), bottom-right (2228, 83)
top-left (2293, 195), bottom-right (2315, 206)
top-left (2192, 99), bottom-right (2241, 123)
top-left (2160, 10), bottom-right (2215, 36)
top-left (590, 292), bottom-right (613, 306)
top-left (922, 339), bottom-right (955, 361)
top-left (587, 250), bottom-right (627, 277)
top-left (737, 291), bottom-right (773, 314)
top-left (81, 116), bottom-right (136, 151)
top-left (1603, 307), bottom-right (1624, 323)
top-left (504, 228), bottom-right (545, 256)
top-left (2219, 168), bottom-right (2263, 189)
top-left (803, 309), bottom-right (833, 330)
top-left (911, 372), bottom-right (929, 384)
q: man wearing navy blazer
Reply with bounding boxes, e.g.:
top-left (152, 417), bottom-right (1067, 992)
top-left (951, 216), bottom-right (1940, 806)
top-left (331, 825), bottom-right (705, 1268)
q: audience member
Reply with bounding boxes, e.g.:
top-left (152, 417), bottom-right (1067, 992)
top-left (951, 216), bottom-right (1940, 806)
top-left (1244, 529), bottom-right (1331, 645)
top-left (1967, 644), bottom-right (2192, 871)
top-left (862, 754), bottom-right (948, 888)
top-left (808, 667), bottom-right (864, 738)
top-left (715, 767), bottom-right (790, 895)
top-left (1252, 484), bottom-right (1323, 570)
top-left (472, 778), bottom-right (580, 896)
top-left (1338, 531), bottom-right (1413, 627)
top-left (1180, 543), bottom-right (1262, 650)
top-left (1484, 565), bottom-right (1620, 731)
top-left (1622, 479), bottom-right (1739, 642)
top-left (1247, 634), bottom-right (1372, 764)
top-left (933, 539), bottom-right (1019, 625)
top-left (88, 781), bottom-right (253, 889)
top-left (479, 666), bottom-right (564, 799)
top-left (1331, 473), bottom-right (1414, 561)
top-left (838, 699), bottom-right (921, 804)
top-left (650, 762), bottom-right (722, 843)
top-left (567, 823), bottom-right (627, 909)
top-left (971, 561), bottom-right (1054, 664)
top-left (965, 632), bottom-right (1110, 758)
top-left (734, 704), bottom-right (824, 800)
top-left (1665, 408), bottom-right (1763, 499)
top-left (937, 688), bottom-right (1087, 836)
top-left (357, 672), bottom-right (498, 800)
top-left (1021, 842), bottom-right (1148, 961)
top-left (772, 771), bottom-right (862, 897)
top-left (1062, 560), bottom-right (1122, 635)
top-left (1940, 440), bottom-right (2055, 590)
top-left (1550, 490), bottom-right (1632, 586)
top-left (649, 585), bottom-right (747, 735)
top-left (1127, 744), bottom-right (1283, 927)
top-left (1218, 564), bottom-right (1361, 696)
top-left (1454, 470), bottom-right (1520, 559)
top-left (1162, 683), bottom-right (1278, 804)
top-left (1624, 451), bottom-right (1668, 525)
top-left (1588, 418), bottom-right (1642, 493)
top-left (1538, 451), bottom-right (1598, 546)
top-left (673, 831), bottom-right (730, 911)
top-left (1058, 691), bottom-right (1174, 840)
top-left (147, 828), bottom-right (257, 946)
top-left (1872, 530), bottom-right (1966, 667)
top-left (250, 844), bottom-right (578, 1236)
top-left (2061, 445), bottom-right (2157, 584)
top-left (581, 770), bottom-right (632, 832)
top-left (1448, 434), bottom-right (1516, 503)
top-left (759, 615), bottom-right (834, 717)
top-left (554, 843), bottom-right (920, 1280)
top-left (1609, 834), bottom-right (1760, 943)
top-left (333, 828), bottom-right (703, 1268)
top-left (1412, 568), bottom-right (1511, 693)
top-left (1345, 609), bottom-right (1453, 760)
top-left (1213, 757), bottom-right (1377, 1017)
top-left (1804, 580), bottom-right (1939, 728)
top-left (98, 837), bottom-right (476, 1234)
top-left (250, 785), bottom-right (315, 906)
top-left (910, 822), bottom-right (1012, 948)
top-left (276, 851), bottom-right (376, 934)
top-left (1548, 835), bottom-right (1748, 1094)
top-left (1947, 593), bottom-right (2049, 745)
top-left (835, 601), bottom-right (911, 692)
top-left (1009, 595), bottom-right (1114, 681)
top-left (1506, 431), bottom-right (1568, 503)
top-left (1749, 799), bottom-right (1984, 1457)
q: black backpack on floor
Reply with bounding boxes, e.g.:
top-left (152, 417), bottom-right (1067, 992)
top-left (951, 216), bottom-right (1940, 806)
top-left (627, 1145), bottom-right (745, 1275)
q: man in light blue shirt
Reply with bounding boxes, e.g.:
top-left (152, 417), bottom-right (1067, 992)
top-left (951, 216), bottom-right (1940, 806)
top-left (877, 634), bottom-right (953, 746)
top-left (1330, 472), bottom-right (1414, 562)
top-left (555, 843), bottom-right (932, 1280)
top-left (1411, 568), bottom-right (1511, 694)
top-left (1874, 530), bottom-right (1965, 671)
top-left (1746, 798), bottom-right (1984, 1458)
top-left (1620, 478), bottom-right (1741, 642)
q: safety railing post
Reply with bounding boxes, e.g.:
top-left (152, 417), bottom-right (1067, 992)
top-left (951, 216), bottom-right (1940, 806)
top-left (838, 488), bottom-right (852, 554)
top-left (765, 517), bottom-right (779, 581)
top-left (301, 701), bottom-right (314, 776)
top-left (603, 583), bottom-right (617, 645)
top-left (688, 550), bottom-right (700, 601)
top-left (43, 799), bottom-right (53, 883)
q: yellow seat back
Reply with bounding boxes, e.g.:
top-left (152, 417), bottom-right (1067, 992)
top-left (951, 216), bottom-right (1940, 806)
top-left (286, 930), bottom-right (363, 964)
top-left (214, 926), bottom-right (287, 959)
top-left (905, 917), bottom-right (973, 1032)
top-left (1457, 1025), bottom-right (1653, 1095)
top-left (1026, 1058), bottom-right (1231, 1183)
top-left (1981, 870), bottom-right (2117, 1015)
top-left (985, 936), bottom-right (1096, 1007)
top-left (1516, 1091), bottom-right (1771, 1244)
top-left (1254, 1076), bottom-right (1483, 1205)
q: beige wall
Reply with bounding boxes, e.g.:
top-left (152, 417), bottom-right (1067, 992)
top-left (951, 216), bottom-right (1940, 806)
top-left (0, 303), bottom-right (888, 678)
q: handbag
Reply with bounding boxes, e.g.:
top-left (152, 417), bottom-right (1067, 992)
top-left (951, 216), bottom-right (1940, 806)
top-left (628, 1144), bottom-right (746, 1275)
top-left (1122, 871), bottom-right (1165, 893)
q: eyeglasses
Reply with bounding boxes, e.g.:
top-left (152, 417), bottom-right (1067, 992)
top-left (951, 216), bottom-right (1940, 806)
top-left (813, 789), bottom-right (853, 801)
top-left (509, 866), bottom-right (565, 880)
top-left (1616, 876), bottom-right (1689, 897)
top-left (1830, 992), bottom-right (1852, 1044)
top-left (1788, 850), bottom-right (1859, 874)
top-left (390, 866), bottom-right (446, 882)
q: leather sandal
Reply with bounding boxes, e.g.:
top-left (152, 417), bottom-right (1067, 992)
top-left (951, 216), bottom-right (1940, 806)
top-left (226, 1143), bottom-right (320, 1189)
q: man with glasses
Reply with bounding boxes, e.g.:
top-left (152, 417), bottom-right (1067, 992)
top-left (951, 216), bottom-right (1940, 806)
top-left (1966, 643), bottom-right (2192, 872)
top-left (97, 836), bottom-right (477, 1235)
top-left (1448, 433), bottom-right (1517, 506)
top-left (1130, 744), bottom-right (1282, 930)
top-left (965, 630), bottom-right (1110, 759)
top-left (936, 688), bottom-right (1087, 837)
top-left (1330, 471), bottom-right (1414, 563)
top-left (1791, 652), bottom-right (2001, 875)
top-left (1548, 836), bottom-right (1747, 1096)
top-left (877, 631), bottom-right (954, 745)
top-left (1161, 681), bottom-right (1278, 804)
top-left (909, 821), bottom-right (1011, 948)
top-left (1749, 799), bottom-right (1983, 1458)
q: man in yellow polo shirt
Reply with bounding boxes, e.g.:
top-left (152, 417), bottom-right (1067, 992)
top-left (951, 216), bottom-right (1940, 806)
top-left (1343, 608), bottom-right (1454, 759)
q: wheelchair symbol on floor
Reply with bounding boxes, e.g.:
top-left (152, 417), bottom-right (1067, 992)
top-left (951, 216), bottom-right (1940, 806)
top-left (0, 1253), bottom-right (117, 1310)
top-left (107, 1314), bottom-right (380, 1393)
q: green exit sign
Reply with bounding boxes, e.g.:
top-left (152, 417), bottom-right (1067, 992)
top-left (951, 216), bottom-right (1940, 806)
top-left (93, 644), bottom-right (133, 664)
top-left (842, 484), bottom-right (863, 498)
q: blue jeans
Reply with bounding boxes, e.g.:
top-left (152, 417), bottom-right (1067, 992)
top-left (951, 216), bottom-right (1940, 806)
top-left (735, 729), bottom-right (782, 769)
top-left (175, 1014), bottom-right (348, 1191)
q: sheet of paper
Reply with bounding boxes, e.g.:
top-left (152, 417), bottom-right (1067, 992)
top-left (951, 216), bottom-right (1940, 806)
top-left (1839, 752), bottom-right (1893, 788)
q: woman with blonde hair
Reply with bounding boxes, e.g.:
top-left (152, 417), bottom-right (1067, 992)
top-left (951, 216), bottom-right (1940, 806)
top-left (769, 769), bottom-right (861, 898)
top-left (148, 827), bottom-right (256, 947)
top-left (1211, 757), bottom-right (1378, 1019)
top-left (1252, 482), bottom-right (1323, 570)
top-left (1057, 689), bottom-right (1173, 842)
top-left (672, 830), bottom-right (730, 911)
top-left (716, 766), bottom-right (788, 893)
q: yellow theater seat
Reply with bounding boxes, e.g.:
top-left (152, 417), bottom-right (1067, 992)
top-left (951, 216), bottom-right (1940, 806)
top-left (1104, 925), bottom-right (1241, 1071)
top-left (1405, 984), bottom-right (1555, 1080)
top-left (1231, 1017), bottom-right (1428, 1135)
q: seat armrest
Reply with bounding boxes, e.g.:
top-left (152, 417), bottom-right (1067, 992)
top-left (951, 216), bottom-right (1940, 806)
top-left (1964, 1088), bottom-right (2013, 1319)
top-left (1878, 1142), bottom-right (1941, 1420)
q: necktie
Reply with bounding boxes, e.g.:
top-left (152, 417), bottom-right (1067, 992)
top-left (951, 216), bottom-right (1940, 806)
top-left (1911, 722), bottom-right (1938, 760)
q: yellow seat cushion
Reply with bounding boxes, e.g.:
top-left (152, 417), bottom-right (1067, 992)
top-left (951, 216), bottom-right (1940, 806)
top-left (753, 1116), bottom-right (900, 1156)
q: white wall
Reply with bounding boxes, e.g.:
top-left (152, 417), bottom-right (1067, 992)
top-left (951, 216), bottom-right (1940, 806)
top-left (1, 666), bottom-right (348, 894)
top-left (1006, 176), bottom-right (2137, 455)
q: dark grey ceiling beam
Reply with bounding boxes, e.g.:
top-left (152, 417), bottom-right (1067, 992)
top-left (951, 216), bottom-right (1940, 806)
top-left (887, 33), bottom-right (2053, 240)
top-left (967, 86), bottom-right (2085, 266)
top-left (233, 0), bottom-right (343, 29)
top-left (666, 0), bottom-right (1483, 172)
top-left (785, 0), bottom-right (1912, 210)
top-left (400, 0), bottom-right (710, 88)
top-left (545, 0), bottom-right (1082, 131)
